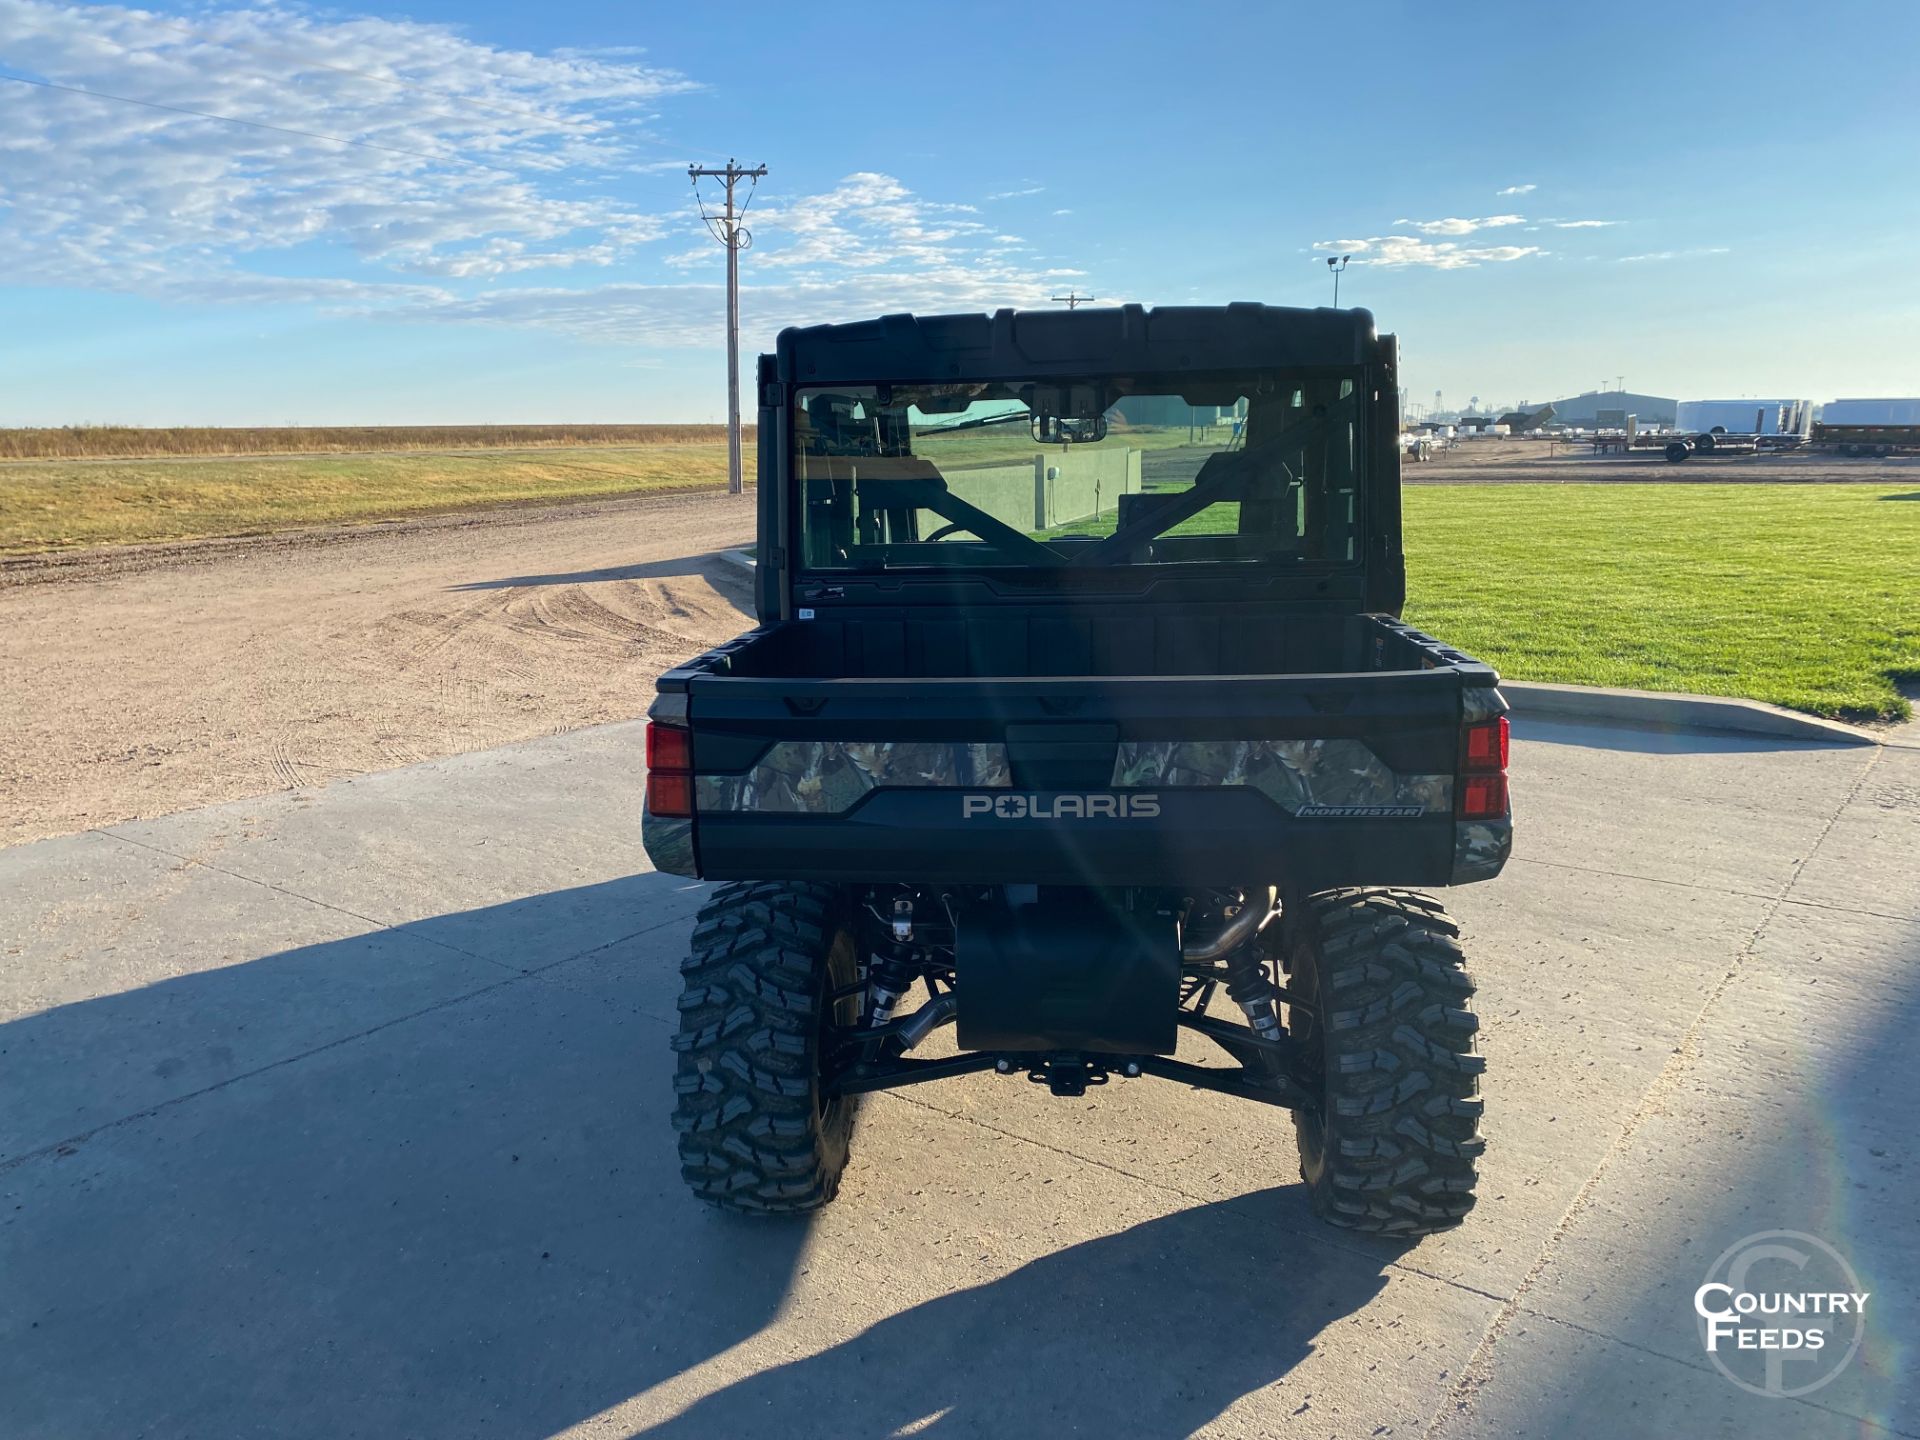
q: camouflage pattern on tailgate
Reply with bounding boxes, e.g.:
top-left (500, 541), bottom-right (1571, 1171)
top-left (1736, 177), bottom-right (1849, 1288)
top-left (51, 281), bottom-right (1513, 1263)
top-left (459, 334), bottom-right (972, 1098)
top-left (697, 741), bottom-right (1014, 815)
top-left (642, 813), bottom-right (697, 876)
top-left (1111, 739), bottom-right (1451, 815)
top-left (1452, 817), bottom-right (1513, 882)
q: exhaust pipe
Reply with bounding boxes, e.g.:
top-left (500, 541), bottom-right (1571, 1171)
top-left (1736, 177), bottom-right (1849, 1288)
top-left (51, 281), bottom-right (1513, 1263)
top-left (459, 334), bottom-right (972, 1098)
top-left (1182, 887), bottom-right (1277, 962)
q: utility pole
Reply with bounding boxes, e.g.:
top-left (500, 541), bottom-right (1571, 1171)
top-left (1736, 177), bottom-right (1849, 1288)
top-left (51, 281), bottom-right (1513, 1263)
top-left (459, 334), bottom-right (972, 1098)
top-left (690, 160), bottom-right (768, 497)
top-left (1051, 291), bottom-right (1094, 309)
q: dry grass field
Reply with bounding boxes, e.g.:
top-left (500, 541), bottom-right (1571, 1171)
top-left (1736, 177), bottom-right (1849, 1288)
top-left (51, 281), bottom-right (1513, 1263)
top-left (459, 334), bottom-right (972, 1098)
top-left (1, 443), bottom-right (746, 554)
top-left (0, 423), bottom-right (749, 460)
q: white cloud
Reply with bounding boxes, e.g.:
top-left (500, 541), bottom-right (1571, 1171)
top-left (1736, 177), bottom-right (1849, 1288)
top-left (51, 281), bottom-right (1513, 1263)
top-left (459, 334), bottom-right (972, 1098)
top-left (0, 3), bottom-right (1083, 342)
top-left (986, 185), bottom-right (1044, 200)
top-left (1497, 183), bottom-right (1536, 196)
top-left (387, 265), bottom-right (1075, 346)
top-left (746, 172), bottom-right (999, 273)
top-left (1315, 236), bottom-right (1544, 270)
top-left (1392, 214), bottom-right (1526, 236)
top-left (1619, 247), bottom-right (1731, 262)
top-left (1051, 208), bottom-right (1073, 216)
top-left (1549, 219), bottom-right (1622, 229)
top-left (0, 0), bottom-right (697, 290)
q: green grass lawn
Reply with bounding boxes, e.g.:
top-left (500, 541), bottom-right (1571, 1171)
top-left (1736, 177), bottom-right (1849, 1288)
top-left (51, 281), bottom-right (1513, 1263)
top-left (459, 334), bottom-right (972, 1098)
top-left (1403, 484), bottom-right (1920, 723)
top-left (0, 445), bottom-right (740, 555)
top-left (1024, 481), bottom-right (1918, 721)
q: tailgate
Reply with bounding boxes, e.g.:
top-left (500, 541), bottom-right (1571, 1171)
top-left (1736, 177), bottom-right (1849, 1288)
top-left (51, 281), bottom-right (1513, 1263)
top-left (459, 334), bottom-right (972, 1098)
top-left (680, 669), bottom-right (1477, 889)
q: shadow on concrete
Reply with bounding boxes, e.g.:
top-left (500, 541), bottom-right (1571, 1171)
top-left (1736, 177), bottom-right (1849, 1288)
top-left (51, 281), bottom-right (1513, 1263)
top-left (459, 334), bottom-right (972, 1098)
top-left (450, 554), bottom-right (750, 591)
top-left (0, 874), bottom-right (809, 1440)
top-left (0, 871), bottom-right (1399, 1440)
top-left (1515, 717), bottom-right (1864, 757)
top-left (634, 1186), bottom-right (1397, 1440)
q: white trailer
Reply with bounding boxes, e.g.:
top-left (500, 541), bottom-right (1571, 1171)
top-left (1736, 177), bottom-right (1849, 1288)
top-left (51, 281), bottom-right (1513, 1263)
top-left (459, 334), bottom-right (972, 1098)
top-left (1673, 399), bottom-right (1813, 438)
top-left (1820, 398), bottom-right (1920, 426)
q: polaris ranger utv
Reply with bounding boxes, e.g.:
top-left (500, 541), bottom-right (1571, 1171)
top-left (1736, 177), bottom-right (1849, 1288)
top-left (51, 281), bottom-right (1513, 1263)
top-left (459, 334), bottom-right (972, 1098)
top-left (643, 303), bottom-right (1511, 1235)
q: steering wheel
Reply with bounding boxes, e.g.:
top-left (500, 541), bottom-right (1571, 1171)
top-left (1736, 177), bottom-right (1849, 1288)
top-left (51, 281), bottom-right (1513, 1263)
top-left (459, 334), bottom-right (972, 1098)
top-left (923, 522), bottom-right (969, 542)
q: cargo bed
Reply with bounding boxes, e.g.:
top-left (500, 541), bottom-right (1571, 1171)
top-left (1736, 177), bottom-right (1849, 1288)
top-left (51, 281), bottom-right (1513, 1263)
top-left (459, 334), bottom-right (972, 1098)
top-left (645, 610), bottom-right (1508, 891)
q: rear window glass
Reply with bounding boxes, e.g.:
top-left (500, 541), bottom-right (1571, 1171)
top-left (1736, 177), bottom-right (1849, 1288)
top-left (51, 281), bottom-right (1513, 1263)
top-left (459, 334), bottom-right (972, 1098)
top-left (794, 373), bottom-right (1363, 573)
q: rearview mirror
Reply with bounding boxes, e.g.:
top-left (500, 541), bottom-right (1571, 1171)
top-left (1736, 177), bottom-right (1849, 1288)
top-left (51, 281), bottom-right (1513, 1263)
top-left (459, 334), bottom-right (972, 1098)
top-left (1030, 414), bottom-right (1108, 445)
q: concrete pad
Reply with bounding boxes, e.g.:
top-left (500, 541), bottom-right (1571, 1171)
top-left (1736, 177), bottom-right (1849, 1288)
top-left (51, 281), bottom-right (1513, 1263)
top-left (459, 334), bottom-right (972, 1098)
top-left (1787, 748), bottom-right (1920, 920)
top-left (102, 722), bottom-right (711, 968)
top-left (0, 956), bottom-right (1497, 1440)
top-left (1445, 912), bottom-right (1919, 1434)
top-left (3, 709), bottom-right (1914, 1438)
top-left (1509, 720), bottom-right (1876, 898)
top-left (891, 864), bottom-right (1772, 1300)
top-left (1437, 1312), bottom-right (1870, 1439)
top-left (0, 829), bottom-right (501, 1160)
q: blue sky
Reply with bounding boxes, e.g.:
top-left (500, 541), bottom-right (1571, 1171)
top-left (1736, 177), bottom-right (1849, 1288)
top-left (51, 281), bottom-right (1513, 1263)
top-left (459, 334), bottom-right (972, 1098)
top-left (2, 0), bottom-right (1916, 424)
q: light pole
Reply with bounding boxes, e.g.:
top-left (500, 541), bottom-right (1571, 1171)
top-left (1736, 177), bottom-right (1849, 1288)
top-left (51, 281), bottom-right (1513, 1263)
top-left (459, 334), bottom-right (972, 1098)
top-left (1326, 254), bottom-right (1350, 307)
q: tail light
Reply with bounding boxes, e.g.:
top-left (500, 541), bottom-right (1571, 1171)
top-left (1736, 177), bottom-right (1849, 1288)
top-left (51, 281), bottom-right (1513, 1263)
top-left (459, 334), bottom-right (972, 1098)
top-left (1459, 713), bottom-right (1510, 819)
top-left (1463, 714), bottom-right (1508, 771)
top-left (646, 721), bottom-right (693, 818)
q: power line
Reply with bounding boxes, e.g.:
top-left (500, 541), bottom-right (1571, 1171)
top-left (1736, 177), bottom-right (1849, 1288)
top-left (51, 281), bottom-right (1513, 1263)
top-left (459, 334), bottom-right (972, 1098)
top-left (689, 160), bottom-right (766, 498)
top-left (1051, 291), bottom-right (1095, 309)
top-left (0, 68), bottom-right (487, 168)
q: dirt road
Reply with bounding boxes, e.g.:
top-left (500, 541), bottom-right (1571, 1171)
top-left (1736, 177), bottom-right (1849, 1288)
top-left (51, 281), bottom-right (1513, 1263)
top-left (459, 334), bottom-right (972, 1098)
top-left (0, 492), bottom-right (755, 848)
top-left (1410, 437), bottom-right (1920, 485)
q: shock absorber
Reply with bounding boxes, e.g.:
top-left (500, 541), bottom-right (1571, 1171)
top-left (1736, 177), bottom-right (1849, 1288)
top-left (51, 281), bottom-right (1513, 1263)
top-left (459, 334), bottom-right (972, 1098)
top-left (865, 896), bottom-right (919, 1027)
top-left (1223, 934), bottom-right (1283, 1044)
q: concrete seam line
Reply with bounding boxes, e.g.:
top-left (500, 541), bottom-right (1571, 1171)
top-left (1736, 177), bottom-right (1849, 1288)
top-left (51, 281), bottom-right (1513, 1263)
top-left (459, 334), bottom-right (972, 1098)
top-left (0, 901), bottom-right (707, 1175)
top-left (0, 968), bottom-right (530, 1175)
top-left (1420, 746), bottom-right (1887, 1439)
top-left (519, 906), bottom-right (712, 977)
top-left (1510, 854), bottom-right (1918, 924)
top-left (90, 828), bottom-right (514, 973)
top-left (1507, 1306), bottom-right (1920, 1439)
top-left (878, 1090), bottom-right (1510, 1308)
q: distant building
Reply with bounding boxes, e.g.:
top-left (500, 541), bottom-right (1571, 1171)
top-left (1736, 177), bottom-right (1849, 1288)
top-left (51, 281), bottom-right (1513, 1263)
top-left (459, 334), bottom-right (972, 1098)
top-left (1547, 390), bottom-right (1676, 426)
top-left (1496, 404), bottom-right (1554, 432)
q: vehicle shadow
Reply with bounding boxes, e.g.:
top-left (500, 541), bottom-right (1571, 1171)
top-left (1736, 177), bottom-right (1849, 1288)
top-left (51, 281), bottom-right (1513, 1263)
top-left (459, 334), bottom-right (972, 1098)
top-left (0, 872), bottom-right (810, 1440)
top-left (1, 864), bottom-right (1402, 1440)
top-left (632, 1187), bottom-right (1399, 1440)
top-left (450, 553), bottom-right (751, 590)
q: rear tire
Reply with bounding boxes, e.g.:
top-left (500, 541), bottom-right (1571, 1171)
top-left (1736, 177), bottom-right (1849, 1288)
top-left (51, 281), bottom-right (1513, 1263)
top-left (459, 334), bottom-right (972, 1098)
top-left (670, 881), bottom-right (862, 1213)
top-left (1283, 888), bottom-right (1484, 1236)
